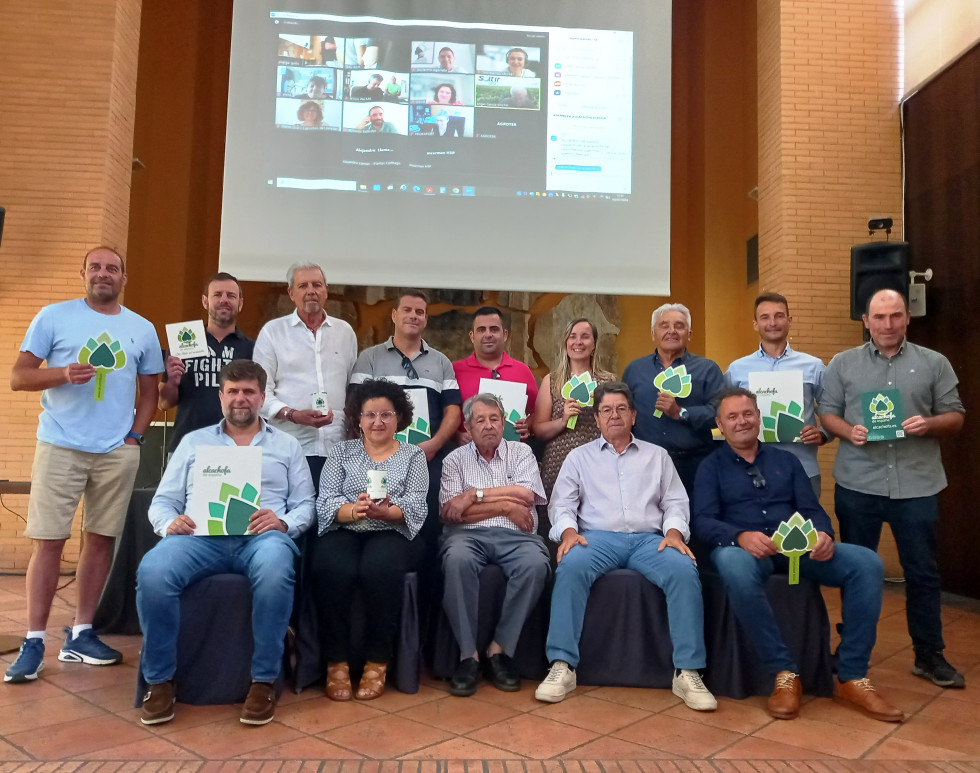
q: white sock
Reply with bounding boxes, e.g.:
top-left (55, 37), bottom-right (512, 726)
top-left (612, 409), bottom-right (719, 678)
top-left (71, 624), bottom-right (93, 638)
top-left (26, 630), bottom-right (46, 642)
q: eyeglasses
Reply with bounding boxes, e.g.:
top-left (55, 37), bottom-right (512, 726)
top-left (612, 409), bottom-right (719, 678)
top-left (490, 369), bottom-right (502, 380)
top-left (400, 356), bottom-right (419, 380)
top-left (361, 410), bottom-right (397, 423)
top-left (597, 405), bottom-right (631, 417)
top-left (745, 464), bottom-right (767, 489)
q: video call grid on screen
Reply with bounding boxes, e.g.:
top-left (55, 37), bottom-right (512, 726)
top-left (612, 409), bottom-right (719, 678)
top-left (221, 0), bottom-right (671, 295)
top-left (267, 12), bottom-right (632, 198)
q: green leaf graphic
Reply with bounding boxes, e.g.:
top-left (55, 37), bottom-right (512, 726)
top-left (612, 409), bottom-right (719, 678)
top-left (224, 496), bottom-right (258, 535)
top-left (88, 342), bottom-right (115, 368)
top-left (218, 482), bottom-right (240, 503)
top-left (241, 483), bottom-right (259, 503)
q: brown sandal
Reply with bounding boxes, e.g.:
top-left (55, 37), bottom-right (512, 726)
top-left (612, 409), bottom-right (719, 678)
top-left (355, 661), bottom-right (387, 700)
top-left (326, 662), bottom-right (352, 701)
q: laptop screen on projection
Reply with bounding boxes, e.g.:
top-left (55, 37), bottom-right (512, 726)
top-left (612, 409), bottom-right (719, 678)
top-left (220, 0), bottom-right (671, 295)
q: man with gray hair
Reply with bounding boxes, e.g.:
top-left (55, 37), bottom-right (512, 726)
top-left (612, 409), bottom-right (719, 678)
top-left (439, 393), bottom-right (549, 697)
top-left (252, 263), bottom-right (357, 491)
top-left (623, 302), bottom-right (725, 494)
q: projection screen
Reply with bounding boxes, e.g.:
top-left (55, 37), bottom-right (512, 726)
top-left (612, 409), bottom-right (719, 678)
top-left (220, 0), bottom-right (672, 295)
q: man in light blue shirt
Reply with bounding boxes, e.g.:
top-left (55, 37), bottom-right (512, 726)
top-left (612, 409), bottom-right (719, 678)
top-left (136, 360), bottom-right (315, 727)
top-left (726, 292), bottom-right (828, 495)
top-left (535, 382), bottom-right (716, 712)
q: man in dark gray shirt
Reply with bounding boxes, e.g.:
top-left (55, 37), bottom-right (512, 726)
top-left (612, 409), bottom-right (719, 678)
top-left (820, 289), bottom-right (965, 689)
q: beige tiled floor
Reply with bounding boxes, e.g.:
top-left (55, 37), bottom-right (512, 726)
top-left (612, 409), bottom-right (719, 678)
top-left (0, 574), bottom-right (978, 772)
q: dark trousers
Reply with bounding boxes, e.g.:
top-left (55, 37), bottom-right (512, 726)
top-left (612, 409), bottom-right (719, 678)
top-left (309, 528), bottom-right (425, 663)
top-left (834, 484), bottom-right (944, 653)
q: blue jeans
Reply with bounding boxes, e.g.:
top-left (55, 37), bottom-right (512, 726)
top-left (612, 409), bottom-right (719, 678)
top-left (711, 542), bottom-right (883, 682)
top-left (545, 530), bottom-right (706, 670)
top-left (137, 532), bottom-right (299, 684)
top-left (834, 485), bottom-right (943, 652)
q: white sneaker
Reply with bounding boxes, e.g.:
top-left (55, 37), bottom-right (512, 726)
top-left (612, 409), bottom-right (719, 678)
top-left (535, 660), bottom-right (576, 703)
top-left (672, 669), bottom-right (717, 711)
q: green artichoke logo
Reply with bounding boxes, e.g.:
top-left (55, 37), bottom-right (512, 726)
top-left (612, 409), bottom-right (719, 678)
top-left (762, 400), bottom-right (805, 442)
top-left (208, 481), bottom-right (260, 536)
top-left (78, 332), bottom-right (127, 401)
top-left (652, 365), bottom-right (692, 417)
top-left (503, 408), bottom-right (523, 441)
top-left (178, 327), bottom-right (196, 343)
top-left (395, 416), bottom-right (431, 444)
top-left (772, 512), bottom-right (819, 585)
top-left (868, 393), bottom-right (895, 420)
top-left (561, 371), bottom-right (598, 429)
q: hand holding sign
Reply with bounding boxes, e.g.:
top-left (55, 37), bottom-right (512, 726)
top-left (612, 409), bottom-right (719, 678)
top-left (771, 512), bottom-right (819, 585)
top-left (77, 332), bottom-right (127, 401)
top-left (652, 365), bottom-right (692, 418)
top-left (560, 372), bottom-right (597, 429)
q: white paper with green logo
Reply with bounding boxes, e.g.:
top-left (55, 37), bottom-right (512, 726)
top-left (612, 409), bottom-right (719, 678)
top-left (772, 512), bottom-right (819, 585)
top-left (394, 387), bottom-right (431, 444)
top-left (652, 365), bottom-right (692, 418)
top-left (479, 377), bottom-right (528, 441)
top-left (165, 320), bottom-right (209, 360)
top-left (861, 388), bottom-right (905, 441)
top-left (188, 445), bottom-right (263, 536)
top-left (748, 371), bottom-right (805, 442)
top-left (560, 371), bottom-right (597, 429)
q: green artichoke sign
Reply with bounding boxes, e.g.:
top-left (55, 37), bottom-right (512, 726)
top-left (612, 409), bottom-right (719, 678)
top-left (868, 393), bottom-right (895, 420)
top-left (560, 371), bottom-right (597, 429)
top-left (771, 512), bottom-right (819, 584)
top-left (761, 400), bottom-right (806, 443)
top-left (77, 331), bottom-right (127, 401)
top-left (503, 408), bottom-right (523, 441)
top-left (652, 365), bottom-right (692, 417)
top-left (208, 481), bottom-right (260, 536)
top-left (396, 416), bottom-right (431, 445)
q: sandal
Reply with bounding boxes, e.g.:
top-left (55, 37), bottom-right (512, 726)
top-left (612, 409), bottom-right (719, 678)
top-left (356, 661), bottom-right (388, 700)
top-left (326, 662), bottom-right (352, 701)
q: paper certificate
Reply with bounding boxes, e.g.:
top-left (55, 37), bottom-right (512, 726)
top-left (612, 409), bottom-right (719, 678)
top-left (165, 320), bottom-right (209, 360)
top-left (862, 388), bottom-right (905, 441)
top-left (188, 446), bottom-right (263, 535)
top-left (748, 371), bottom-right (805, 443)
top-left (395, 387), bottom-right (431, 445)
top-left (479, 377), bottom-right (528, 441)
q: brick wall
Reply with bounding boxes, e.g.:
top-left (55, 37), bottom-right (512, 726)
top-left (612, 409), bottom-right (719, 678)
top-left (0, 0), bottom-right (142, 572)
top-left (757, 0), bottom-right (904, 572)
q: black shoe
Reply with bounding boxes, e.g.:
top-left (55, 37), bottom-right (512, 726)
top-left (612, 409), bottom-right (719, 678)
top-left (913, 650), bottom-right (966, 688)
top-left (486, 653), bottom-right (520, 692)
top-left (449, 657), bottom-right (480, 696)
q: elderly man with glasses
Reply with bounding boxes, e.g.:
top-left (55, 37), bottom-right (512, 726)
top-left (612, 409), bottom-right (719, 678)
top-left (535, 381), bottom-right (716, 712)
top-left (692, 387), bottom-right (902, 723)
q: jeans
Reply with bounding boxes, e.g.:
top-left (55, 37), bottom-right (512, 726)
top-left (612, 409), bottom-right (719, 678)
top-left (137, 531), bottom-right (299, 684)
top-left (834, 485), bottom-right (944, 652)
top-left (545, 530), bottom-right (706, 670)
top-left (711, 542), bottom-right (883, 682)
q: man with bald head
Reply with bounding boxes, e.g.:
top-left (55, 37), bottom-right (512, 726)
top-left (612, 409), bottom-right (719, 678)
top-left (820, 288), bottom-right (966, 689)
top-left (7, 246), bottom-right (163, 683)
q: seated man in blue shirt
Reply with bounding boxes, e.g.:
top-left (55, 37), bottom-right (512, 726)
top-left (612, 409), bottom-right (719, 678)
top-left (536, 382), bottom-right (716, 712)
top-left (692, 388), bottom-right (902, 723)
top-left (136, 360), bottom-right (315, 727)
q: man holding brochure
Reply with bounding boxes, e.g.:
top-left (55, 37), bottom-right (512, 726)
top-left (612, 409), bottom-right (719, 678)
top-left (136, 360), bottom-right (315, 727)
top-left (820, 288), bottom-right (966, 689)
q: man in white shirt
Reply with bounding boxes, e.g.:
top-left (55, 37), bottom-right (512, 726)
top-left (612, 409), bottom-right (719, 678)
top-left (252, 263), bottom-right (358, 491)
top-left (535, 381), bottom-right (716, 712)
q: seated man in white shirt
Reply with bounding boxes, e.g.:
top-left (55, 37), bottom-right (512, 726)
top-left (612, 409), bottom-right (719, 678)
top-left (536, 381), bottom-right (716, 711)
top-left (136, 360), bottom-right (315, 727)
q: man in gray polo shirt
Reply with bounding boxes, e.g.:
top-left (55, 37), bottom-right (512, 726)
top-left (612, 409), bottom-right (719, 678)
top-left (819, 289), bottom-right (965, 689)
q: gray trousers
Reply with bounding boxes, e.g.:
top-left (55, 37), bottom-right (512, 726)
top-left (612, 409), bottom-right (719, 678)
top-left (440, 527), bottom-right (550, 659)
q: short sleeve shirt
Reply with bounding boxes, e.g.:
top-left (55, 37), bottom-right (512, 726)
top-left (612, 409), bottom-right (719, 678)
top-left (21, 298), bottom-right (163, 453)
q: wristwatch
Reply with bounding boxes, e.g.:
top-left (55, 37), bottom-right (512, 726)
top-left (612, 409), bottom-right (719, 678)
top-left (475, 489), bottom-right (484, 503)
top-left (125, 431), bottom-right (145, 445)
top-left (678, 408), bottom-right (690, 422)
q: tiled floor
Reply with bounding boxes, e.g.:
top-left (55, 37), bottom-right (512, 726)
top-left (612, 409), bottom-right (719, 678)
top-left (1, 574), bottom-right (978, 773)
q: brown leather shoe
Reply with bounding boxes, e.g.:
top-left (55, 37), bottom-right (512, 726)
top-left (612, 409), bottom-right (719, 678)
top-left (836, 678), bottom-right (904, 722)
top-left (140, 680), bottom-right (175, 725)
top-left (240, 681), bottom-right (276, 725)
top-left (767, 670), bottom-right (801, 719)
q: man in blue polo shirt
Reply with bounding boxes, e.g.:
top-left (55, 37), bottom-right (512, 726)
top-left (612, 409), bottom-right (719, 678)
top-left (693, 388), bottom-right (902, 723)
top-left (623, 302), bottom-right (725, 494)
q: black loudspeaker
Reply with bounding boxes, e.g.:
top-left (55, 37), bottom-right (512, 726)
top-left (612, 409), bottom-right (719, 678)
top-left (850, 241), bottom-right (909, 320)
